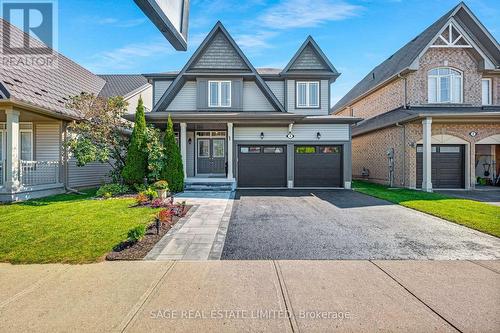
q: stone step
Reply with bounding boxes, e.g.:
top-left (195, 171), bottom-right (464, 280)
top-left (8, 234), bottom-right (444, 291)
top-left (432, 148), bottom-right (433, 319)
top-left (184, 182), bottom-right (234, 191)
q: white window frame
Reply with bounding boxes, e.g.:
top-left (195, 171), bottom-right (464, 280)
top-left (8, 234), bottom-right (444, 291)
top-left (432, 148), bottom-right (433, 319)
top-left (19, 128), bottom-right (33, 161)
top-left (208, 80), bottom-right (231, 108)
top-left (482, 78), bottom-right (492, 106)
top-left (296, 81), bottom-right (320, 108)
top-left (427, 67), bottom-right (463, 104)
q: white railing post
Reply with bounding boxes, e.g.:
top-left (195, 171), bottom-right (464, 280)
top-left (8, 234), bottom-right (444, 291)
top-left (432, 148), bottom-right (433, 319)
top-left (5, 109), bottom-right (21, 191)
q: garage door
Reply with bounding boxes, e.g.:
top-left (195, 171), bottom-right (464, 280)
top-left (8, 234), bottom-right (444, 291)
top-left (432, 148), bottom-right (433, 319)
top-left (237, 145), bottom-right (287, 187)
top-left (417, 145), bottom-right (465, 188)
top-left (294, 145), bottom-right (342, 187)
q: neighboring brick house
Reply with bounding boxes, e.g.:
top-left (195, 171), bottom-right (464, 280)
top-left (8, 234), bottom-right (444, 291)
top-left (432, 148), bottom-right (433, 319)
top-left (332, 2), bottom-right (500, 191)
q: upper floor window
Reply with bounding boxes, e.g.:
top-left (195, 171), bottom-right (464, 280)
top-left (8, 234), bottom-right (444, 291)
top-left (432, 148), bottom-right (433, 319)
top-left (428, 68), bottom-right (462, 104)
top-left (482, 78), bottom-right (492, 105)
top-left (296, 81), bottom-right (319, 108)
top-left (209, 81), bottom-right (231, 107)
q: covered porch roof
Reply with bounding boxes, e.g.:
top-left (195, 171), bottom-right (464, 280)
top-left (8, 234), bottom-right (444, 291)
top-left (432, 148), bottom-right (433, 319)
top-left (123, 111), bottom-right (362, 125)
top-left (352, 106), bottom-right (500, 137)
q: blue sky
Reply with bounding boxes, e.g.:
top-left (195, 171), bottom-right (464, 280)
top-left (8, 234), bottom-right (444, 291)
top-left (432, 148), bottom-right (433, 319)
top-left (43, 0), bottom-right (500, 104)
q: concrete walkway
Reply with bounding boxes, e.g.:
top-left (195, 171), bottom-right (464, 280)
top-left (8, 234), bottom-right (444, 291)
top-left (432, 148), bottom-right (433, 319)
top-left (145, 192), bottom-right (233, 260)
top-left (0, 260), bottom-right (498, 332)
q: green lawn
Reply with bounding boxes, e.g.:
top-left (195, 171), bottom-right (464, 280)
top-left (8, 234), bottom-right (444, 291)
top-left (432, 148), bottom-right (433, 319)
top-left (353, 181), bottom-right (500, 238)
top-left (0, 190), bottom-right (159, 264)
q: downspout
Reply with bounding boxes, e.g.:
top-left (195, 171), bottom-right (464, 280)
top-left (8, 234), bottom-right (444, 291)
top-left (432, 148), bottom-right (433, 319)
top-left (395, 122), bottom-right (406, 187)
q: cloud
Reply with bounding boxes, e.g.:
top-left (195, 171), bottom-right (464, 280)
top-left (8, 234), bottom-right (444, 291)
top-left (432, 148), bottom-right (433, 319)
top-left (258, 0), bottom-right (363, 29)
top-left (83, 39), bottom-right (174, 73)
top-left (92, 17), bottom-right (146, 28)
top-left (235, 31), bottom-right (278, 50)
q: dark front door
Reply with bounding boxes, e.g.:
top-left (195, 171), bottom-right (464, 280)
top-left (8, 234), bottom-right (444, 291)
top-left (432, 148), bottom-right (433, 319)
top-left (294, 145), bottom-right (343, 187)
top-left (197, 138), bottom-right (226, 175)
top-left (417, 144), bottom-right (465, 188)
top-left (237, 145), bottom-right (287, 187)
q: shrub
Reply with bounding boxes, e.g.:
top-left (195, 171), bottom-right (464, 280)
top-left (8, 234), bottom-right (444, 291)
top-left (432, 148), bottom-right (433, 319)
top-left (151, 198), bottom-right (167, 208)
top-left (127, 225), bottom-right (146, 242)
top-left (122, 97), bottom-right (148, 184)
top-left (160, 115), bottom-right (184, 193)
top-left (135, 192), bottom-right (149, 205)
top-left (143, 188), bottom-right (158, 200)
top-left (157, 209), bottom-right (173, 223)
top-left (96, 183), bottom-right (129, 198)
top-left (132, 183), bottom-right (147, 193)
top-left (153, 180), bottom-right (169, 190)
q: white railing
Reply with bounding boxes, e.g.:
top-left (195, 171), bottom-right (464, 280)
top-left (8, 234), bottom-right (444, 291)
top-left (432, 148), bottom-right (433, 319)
top-left (0, 160), bottom-right (3, 186)
top-left (20, 160), bottom-right (59, 186)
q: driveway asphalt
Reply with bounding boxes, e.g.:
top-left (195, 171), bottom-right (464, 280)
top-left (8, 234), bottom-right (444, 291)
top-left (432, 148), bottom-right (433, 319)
top-left (221, 189), bottom-right (500, 260)
top-left (436, 187), bottom-right (500, 206)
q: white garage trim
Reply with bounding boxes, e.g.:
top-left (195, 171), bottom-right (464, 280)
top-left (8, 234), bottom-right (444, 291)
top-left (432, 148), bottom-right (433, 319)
top-left (417, 134), bottom-right (471, 190)
top-left (476, 134), bottom-right (500, 145)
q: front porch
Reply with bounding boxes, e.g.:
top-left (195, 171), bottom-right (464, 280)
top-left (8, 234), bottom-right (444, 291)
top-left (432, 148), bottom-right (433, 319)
top-left (0, 108), bottom-right (65, 202)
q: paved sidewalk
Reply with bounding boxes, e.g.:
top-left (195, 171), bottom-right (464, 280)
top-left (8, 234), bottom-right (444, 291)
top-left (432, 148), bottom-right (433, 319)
top-left (145, 192), bottom-right (233, 260)
top-left (0, 260), bottom-right (498, 332)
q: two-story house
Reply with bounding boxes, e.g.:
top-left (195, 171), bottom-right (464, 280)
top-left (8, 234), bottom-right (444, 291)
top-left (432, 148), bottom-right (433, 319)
top-left (332, 2), bottom-right (500, 191)
top-left (132, 22), bottom-right (360, 190)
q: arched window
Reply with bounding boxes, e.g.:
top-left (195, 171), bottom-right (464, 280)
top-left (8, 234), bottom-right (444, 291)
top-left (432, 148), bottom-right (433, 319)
top-left (428, 68), bottom-right (462, 103)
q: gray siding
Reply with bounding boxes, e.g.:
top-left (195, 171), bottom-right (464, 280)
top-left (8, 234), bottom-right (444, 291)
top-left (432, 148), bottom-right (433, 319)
top-left (242, 81), bottom-right (274, 111)
top-left (266, 80), bottom-right (285, 105)
top-left (234, 124), bottom-right (350, 141)
top-left (190, 31), bottom-right (249, 71)
top-left (153, 80), bottom-right (172, 106)
top-left (68, 160), bottom-right (112, 188)
top-left (186, 131), bottom-right (195, 177)
top-left (286, 79), bottom-right (330, 115)
top-left (289, 45), bottom-right (328, 71)
top-left (167, 81), bottom-right (197, 111)
top-left (35, 123), bottom-right (60, 160)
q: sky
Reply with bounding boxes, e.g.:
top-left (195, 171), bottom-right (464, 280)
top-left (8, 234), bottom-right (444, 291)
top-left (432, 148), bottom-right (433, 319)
top-left (33, 0), bottom-right (500, 105)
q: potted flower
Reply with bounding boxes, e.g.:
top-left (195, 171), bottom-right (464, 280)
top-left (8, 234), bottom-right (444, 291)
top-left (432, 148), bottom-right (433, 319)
top-left (153, 180), bottom-right (169, 199)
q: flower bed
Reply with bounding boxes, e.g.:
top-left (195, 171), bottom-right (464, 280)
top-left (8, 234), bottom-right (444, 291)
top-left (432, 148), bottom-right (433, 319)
top-left (106, 201), bottom-right (191, 260)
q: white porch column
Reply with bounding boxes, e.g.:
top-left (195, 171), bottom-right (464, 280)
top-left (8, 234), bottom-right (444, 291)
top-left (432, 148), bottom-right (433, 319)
top-left (421, 117), bottom-right (432, 192)
top-left (5, 109), bottom-right (21, 190)
top-left (227, 122), bottom-right (234, 180)
top-left (180, 122), bottom-right (187, 178)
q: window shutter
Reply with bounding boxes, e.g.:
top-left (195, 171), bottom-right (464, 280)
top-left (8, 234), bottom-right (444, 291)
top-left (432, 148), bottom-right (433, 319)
top-left (231, 79), bottom-right (243, 110)
top-left (197, 78), bottom-right (208, 109)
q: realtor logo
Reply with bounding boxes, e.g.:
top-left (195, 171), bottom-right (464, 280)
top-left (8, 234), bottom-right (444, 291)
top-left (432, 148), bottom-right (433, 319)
top-left (1, 0), bottom-right (58, 67)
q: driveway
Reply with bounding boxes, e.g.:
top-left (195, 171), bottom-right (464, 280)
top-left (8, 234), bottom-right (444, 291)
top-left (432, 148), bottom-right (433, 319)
top-left (221, 190), bottom-right (500, 260)
top-left (437, 187), bottom-right (500, 206)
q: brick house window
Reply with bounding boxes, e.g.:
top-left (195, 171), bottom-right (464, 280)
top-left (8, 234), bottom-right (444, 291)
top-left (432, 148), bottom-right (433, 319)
top-left (482, 78), bottom-right (492, 105)
top-left (428, 67), bottom-right (462, 103)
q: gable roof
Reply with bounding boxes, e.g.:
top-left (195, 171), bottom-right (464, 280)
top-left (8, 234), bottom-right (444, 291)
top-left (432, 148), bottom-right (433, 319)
top-left (282, 36), bottom-right (339, 76)
top-left (332, 2), bottom-right (500, 114)
top-left (153, 21), bottom-right (285, 112)
top-left (0, 18), bottom-right (106, 120)
top-left (98, 75), bottom-right (150, 99)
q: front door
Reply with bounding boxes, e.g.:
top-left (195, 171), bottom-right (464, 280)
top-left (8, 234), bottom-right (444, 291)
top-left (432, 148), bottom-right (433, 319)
top-left (197, 138), bottom-right (226, 175)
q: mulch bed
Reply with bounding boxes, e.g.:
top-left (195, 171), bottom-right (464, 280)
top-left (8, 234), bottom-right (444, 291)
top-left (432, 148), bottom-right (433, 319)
top-left (106, 205), bottom-right (191, 261)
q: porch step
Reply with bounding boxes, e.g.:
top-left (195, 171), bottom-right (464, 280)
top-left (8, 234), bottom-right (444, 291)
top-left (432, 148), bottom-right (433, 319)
top-left (184, 180), bottom-right (235, 192)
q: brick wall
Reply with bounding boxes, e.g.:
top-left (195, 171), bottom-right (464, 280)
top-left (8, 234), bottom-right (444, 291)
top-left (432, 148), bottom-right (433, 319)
top-left (353, 122), bottom-right (500, 188)
top-left (337, 47), bottom-right (498, 118)
top-left (410, 48), bottom-right (482, 105)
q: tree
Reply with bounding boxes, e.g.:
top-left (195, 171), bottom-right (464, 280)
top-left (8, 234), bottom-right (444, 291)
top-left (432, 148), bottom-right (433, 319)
top-left (66, 93), bottom-right (129, 182)
top-left (122, 97), bottom-right (148, 184)
top-left (161, 115), bottom-right (184, 192)
top-left (143, 126), bottom-right (165, 182)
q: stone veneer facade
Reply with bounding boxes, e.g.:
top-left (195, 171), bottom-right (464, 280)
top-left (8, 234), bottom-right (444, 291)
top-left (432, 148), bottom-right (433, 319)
top-left (345, 47), bottom-right (500, 189)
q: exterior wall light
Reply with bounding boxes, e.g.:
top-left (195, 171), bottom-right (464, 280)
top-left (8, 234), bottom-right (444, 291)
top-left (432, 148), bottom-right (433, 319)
top-left (316, 132), bottom-right (321, 140)
top-left (188, 138), bottom-right (192, 144)
top-left (260, 132), bottom-right (264, 139)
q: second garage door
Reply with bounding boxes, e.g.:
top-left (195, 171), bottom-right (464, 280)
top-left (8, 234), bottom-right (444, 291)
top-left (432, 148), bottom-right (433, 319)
top-left (417, 144), bottom-right (465, 188)
top-left (237, 145), bottom-right (287, 187)
top-left (294, 145), bottom-right (343, 187)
